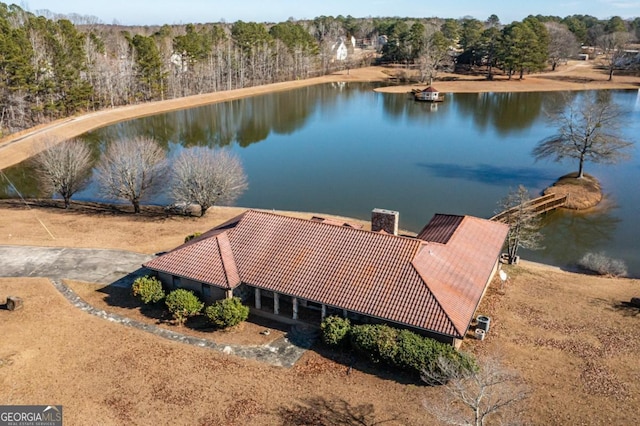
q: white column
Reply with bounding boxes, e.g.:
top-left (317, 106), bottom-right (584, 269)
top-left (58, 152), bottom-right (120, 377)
top-left (321, 304), bottom-right (327, 320)
top-left (254, 288), bottom-right (261, 309)
top-left (273, 292), bottom-right (280, 315)
top-left (292, 297), bottom-right (298, 320)
top-left (225, 289), bottom-right (233, 299)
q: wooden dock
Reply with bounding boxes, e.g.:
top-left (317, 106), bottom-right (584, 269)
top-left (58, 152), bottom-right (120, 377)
top-left (490, 193), bottom-right (568, 223)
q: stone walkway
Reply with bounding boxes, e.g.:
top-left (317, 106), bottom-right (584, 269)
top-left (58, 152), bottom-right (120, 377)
top-left (1, 245), bottom-right (315, 367)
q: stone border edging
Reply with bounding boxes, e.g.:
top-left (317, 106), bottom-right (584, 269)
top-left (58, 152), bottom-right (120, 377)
top-left (49, 278), bottom-right (307, 368)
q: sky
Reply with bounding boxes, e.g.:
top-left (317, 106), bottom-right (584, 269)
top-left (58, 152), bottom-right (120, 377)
top-left (19, 0), bottom-right (640, 26)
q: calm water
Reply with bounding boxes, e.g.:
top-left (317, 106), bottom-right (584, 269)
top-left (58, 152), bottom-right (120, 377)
top-left (3, 84), bottom-right (639, 275)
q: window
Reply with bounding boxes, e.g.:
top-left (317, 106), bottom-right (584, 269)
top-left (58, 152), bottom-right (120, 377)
top-left (172, 276), bottom-right (181, 288)
top-left (202, 284), bottom-right (211, 298)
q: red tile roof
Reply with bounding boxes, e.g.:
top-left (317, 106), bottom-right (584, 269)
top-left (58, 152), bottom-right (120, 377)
top-left (417, 214), bottom-right (464, 244)
top-left (144, 210), bottom-right (508, 339)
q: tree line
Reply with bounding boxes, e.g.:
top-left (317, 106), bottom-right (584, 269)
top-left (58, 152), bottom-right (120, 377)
top-left (2, 2), bottom-right (639, 136)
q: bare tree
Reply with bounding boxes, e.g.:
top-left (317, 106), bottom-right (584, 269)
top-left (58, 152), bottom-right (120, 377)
top-left (497, 185), bottom-right (544, 264)
top-left (545, 22), bottom-right (579, 71)
top-left (171, 147), bottom-right (248, 217)
top-left (598, 31), bottom-right (632, 81)
top-left (422, 356), bottom-right (529, 426)
top-left (33, 139), bottom-right (93, 208)
top-left (533, 92), bottom-right (633, 179)
top-left (418, 30), bottom-right (451, 84)
top-left (96, 137), bottom-right (167, 213)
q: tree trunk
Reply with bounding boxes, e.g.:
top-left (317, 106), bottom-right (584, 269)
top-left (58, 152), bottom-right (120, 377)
top-left (133, 199), bottom-right (140, 214)
top-left (578, 156), bottom-right (585, 178)
top-left (64, 196), bottom-right (70, 209)
top-left (608, 66), bottom-right (614, 81)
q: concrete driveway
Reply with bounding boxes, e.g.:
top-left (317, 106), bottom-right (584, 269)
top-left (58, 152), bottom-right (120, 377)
top-left (0, 245), bottom-right (154, 285)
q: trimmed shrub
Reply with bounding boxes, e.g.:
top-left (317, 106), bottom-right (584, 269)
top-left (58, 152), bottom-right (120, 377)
top-left (205, 297), bottom-right (249, 328)
top-left (184, 232), bottom-right (202, 243)
top-left (349, 323), bottom-right (477, 379)
top-left (131, 275), bottom-right (165, 304)
top-left (320, 316), bottom-right (351, 346)
top-left (350, 324), bottom-right (398, 364)
top-left (165, 289), bottom-right (204, 325)
top-left (395, 329), bottom-right (433, 372)
top-left (578, 252), bottom-right (628, 277)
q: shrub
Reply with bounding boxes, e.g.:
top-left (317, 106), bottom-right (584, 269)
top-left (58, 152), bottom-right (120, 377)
top-left (165, 289), bottom-right (204, 325)
top-left (578, 252), bottom-right (628, 277)
top-left (131, 275), bottom-right (165, 304)
top-left (184, 232), bottom-right (202, 243)
top-left (349, 323), bottom-right (477, 379)
top-left (205, 297), bottom-right (249, 328)
top-left (350, 324), bottom-right (398, 364)
top-left (320, 316), bottom-right (351, 346)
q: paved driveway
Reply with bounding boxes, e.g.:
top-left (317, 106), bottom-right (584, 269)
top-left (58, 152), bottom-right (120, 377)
top-left (0, 245), bottom-right (154, 285)
top-left (0, 245), bottom-right (311, 367)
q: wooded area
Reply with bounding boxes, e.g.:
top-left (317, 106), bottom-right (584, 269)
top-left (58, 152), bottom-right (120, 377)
top-left (1, 2), bottom-right (639, 136)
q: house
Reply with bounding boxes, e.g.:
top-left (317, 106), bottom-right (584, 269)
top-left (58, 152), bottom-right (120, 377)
top-left (331, 37), bottom-right (348, 62)
top-left (143, 209), bottom-right (508, 347)
top-left (414, 86), bottom-right (443, 102)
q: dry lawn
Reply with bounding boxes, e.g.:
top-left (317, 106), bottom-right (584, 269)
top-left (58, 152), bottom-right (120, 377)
top-left (1, 63), bottom-right (639, 423)
top-left (1, 204), bottom-right (639, 425)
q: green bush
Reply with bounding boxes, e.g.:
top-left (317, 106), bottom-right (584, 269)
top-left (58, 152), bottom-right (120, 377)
top-left (205, 297), bottom-right (249, 328)
top-left (348, 323), bottom-right (477, 379)
top-left (395, 329), bottom-right (433, 372)
top-left (350, 324), bottom-right (398, 364)
top-left (165, 289), bottom-right (204, 325)
top-left (320, 316), bottom-right (351, 346)
top-left (131, 275), bottom-right (165, 304)
top-left (184, 232), bottom-right (202, 243)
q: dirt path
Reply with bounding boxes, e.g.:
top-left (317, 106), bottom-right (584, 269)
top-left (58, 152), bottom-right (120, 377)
top-left (1, 62), bottom-right (638, 171)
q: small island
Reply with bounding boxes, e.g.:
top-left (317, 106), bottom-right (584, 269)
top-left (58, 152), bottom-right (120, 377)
top-left (543, 173), bottom-right (602, 210)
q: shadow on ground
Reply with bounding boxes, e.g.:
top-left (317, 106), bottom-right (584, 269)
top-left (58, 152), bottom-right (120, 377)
top-left (610, 300), bottom-right (640, 317)
top-left (277, 396), bottom-right (399, 426)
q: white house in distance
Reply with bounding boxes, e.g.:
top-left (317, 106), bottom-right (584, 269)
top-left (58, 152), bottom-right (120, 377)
top-left (332, 37), bottom-right (348, 61)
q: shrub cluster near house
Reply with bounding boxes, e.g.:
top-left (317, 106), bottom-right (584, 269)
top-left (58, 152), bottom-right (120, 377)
top-left (321, 316), bottom-right (477, 380)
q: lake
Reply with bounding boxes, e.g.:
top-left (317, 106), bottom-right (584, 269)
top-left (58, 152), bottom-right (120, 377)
top-left (3, 83), bottom-right (639, 275)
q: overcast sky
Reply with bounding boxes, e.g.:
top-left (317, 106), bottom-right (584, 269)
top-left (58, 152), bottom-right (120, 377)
top-left (20, 0), bottom-right (640, 26)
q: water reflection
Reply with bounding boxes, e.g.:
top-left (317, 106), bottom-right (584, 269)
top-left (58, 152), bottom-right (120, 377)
top-left (528, 204), bottom-right (621, 267)
top-left (417, 162), bottom-right (558, 188)
top-left (454, 91), bottom-right (569, 135)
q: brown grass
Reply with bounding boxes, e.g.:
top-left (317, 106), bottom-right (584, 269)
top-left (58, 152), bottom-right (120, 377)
top-left (544, 173), bottom-right (603, 209)
top-left (1, 204), bottom-right (640, 424)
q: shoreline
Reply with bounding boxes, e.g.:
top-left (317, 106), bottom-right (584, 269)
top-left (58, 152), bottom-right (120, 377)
top-left (1, 62), bottom-right (639, 170)
top-left (1, 199), bottom-right (636, 279)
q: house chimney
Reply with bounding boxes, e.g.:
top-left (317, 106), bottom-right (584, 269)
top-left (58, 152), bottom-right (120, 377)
top-left (371, 208), bottom-right (399, 235)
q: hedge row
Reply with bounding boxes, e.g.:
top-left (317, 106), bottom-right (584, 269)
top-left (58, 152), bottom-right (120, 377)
top-left (320, 316), bottom-right (476, 379)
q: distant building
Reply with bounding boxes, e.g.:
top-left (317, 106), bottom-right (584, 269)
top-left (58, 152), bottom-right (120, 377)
top-left (331, 37), bottom-right (348, 61)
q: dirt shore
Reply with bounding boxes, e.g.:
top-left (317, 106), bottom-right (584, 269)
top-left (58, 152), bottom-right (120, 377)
top-left (1, 62), bottom-right (638, 171)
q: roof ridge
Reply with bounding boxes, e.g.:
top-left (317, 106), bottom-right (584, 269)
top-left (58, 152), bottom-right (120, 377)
top-left (246, 209), bottom-right (420, 243)
top-left (411, 246), bottom-right (464, 338)
top-left (216, 232), bottom-right (240, 289)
